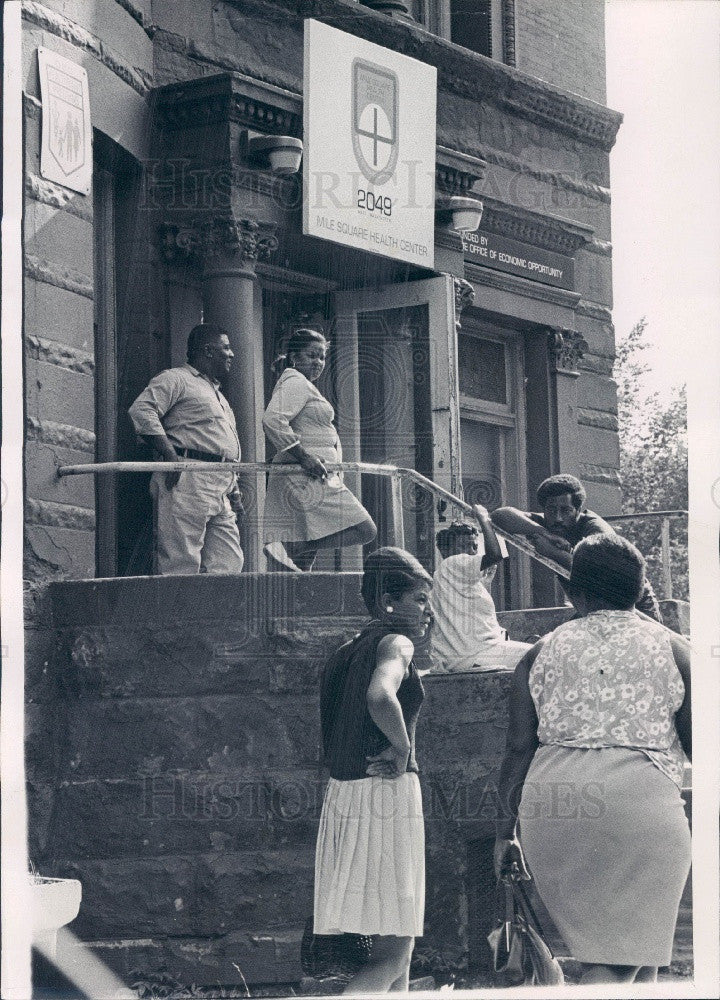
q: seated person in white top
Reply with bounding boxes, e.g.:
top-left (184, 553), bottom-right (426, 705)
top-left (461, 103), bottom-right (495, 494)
top-left (430, 505), bottom-right (532, 672)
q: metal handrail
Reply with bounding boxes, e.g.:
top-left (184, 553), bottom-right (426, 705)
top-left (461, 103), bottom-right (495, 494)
top-left (604, 510), bottom-right (688, 600)
top-left (56, 459), bottom-right (571, 578)
top-left (604, 511), bottom-right (687, 521)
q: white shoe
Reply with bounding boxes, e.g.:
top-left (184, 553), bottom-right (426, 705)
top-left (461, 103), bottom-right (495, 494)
top-left (263, 542), bottom-right (302, 572)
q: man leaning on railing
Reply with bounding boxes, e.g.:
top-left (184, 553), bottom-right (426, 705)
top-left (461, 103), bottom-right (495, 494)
top-left (491, 474), bottom-right (663, 623)
top-left (128, 323), bottom-right (245, 576)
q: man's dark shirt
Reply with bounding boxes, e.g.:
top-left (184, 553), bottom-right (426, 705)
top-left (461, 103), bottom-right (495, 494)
top-left (528, 508), bottom-right (663, 622)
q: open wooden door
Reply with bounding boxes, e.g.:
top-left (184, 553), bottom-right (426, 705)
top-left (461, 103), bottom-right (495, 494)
top-left (332, 275), bottom-right (458, 570)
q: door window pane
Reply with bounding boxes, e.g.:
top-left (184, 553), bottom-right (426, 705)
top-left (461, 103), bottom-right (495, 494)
top-left (458, 335), bottom-right (507, 404)
top-left (460, 418), bottom-right (503, 510)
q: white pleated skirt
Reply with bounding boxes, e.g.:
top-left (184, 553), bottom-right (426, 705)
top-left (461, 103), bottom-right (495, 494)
top-left (314, 773), bottom-right (425, 937)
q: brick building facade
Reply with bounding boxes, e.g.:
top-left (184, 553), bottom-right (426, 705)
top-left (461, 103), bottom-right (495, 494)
top-left (19, 0), bottom-right (646, 990)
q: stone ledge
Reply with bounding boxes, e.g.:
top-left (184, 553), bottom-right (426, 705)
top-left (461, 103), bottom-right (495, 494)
top-left (49, 572), bottom-right (368, 626)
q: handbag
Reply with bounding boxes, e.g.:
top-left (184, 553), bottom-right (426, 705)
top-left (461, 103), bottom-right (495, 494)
top-left (300, 916), bottom-right (373, 978)
top-left (487, 871), bottom-right (564, 987)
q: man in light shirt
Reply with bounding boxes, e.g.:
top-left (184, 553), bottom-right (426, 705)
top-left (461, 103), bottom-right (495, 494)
top-left (430, 505), bottom-right (532, 672)
top-left (128, 323), bottom-right (244, 575)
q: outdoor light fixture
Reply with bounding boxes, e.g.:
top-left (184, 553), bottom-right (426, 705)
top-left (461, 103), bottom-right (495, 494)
top-left (245, 134), bottom-right (304, 175)
top-left (445, 195), bottom-right (484, 233)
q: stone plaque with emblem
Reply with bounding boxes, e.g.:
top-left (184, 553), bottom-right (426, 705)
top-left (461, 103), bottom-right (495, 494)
top-left (38, 48), bottom-right (92, 196)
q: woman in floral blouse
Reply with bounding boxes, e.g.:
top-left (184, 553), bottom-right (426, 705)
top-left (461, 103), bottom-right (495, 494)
top-left (494, 534), bottom-right (691, 985)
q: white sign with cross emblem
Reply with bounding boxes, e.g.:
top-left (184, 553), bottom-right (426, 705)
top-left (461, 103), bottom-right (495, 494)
top-left (38, 48), bottom-right (92, 196)
top-left (303, 19), bottom-right (436, 268)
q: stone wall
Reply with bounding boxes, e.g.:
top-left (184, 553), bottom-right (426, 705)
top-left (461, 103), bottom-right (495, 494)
top-left (27, 574), bottom-right (569, 986)
top-left (516, 0), bottom-right (607, 104)
top-left (21, 0), bottom-right (154, 595)
top-left (27, 572), bottom-right (690, 987)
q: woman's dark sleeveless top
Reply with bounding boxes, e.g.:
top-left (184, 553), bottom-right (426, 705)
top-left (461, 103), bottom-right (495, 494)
top-left (320, 621), bottom-right (425, 781)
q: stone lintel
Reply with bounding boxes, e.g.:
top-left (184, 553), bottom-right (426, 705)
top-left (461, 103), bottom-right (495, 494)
top-left (464, 260), bottom-right (582, 310)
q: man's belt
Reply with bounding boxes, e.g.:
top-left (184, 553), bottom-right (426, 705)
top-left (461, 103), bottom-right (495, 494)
top-left (173, 447), bottom-right (232, 463)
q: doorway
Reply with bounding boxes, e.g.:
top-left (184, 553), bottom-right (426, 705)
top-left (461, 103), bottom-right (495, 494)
top-left (457, 319), bottom-right (529, 608)
top-left (333, 275), bottom-right (457, 570)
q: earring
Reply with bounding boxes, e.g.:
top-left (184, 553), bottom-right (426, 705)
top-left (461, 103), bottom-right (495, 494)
top-left (386, 606), bottom-right (394, 613)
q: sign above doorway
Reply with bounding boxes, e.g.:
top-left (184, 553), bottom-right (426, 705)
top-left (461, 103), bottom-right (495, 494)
top-left (303, 19), bottom-right (437, 269)
top-left (462, 229), bottom-right (575, 291)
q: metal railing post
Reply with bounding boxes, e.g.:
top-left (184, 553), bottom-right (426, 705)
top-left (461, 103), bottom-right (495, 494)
top-left (389, 471), bottom-right (405, 549)
top-left (661, 516), bottom-right (673, 600)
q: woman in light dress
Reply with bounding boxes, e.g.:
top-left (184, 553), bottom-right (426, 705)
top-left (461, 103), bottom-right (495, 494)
top-left (262, 328), bottom-right (376, 571)
top-left (494, 533), bottom-right (691, 985)
top-left (314, 548), bottom-right (432, 993)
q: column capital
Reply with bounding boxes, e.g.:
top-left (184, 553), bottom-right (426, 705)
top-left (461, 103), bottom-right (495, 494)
top-left (157, 218), bottom-right (279, 269)
top-left (547, 327), bottom-right (588, 373)
top-left (453, 276), bottom-right (475, 331)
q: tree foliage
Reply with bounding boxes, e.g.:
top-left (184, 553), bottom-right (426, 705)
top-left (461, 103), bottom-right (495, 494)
top-left (614, 318), bottom-right (688, 600)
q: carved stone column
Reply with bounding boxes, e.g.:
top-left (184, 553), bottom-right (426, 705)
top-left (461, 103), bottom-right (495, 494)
top-left (158, 218), bottom-right (278, 570)
top-left (547, 327), bottom-right (588, 477)
top-left (205, 219), bottom-right (278, 570)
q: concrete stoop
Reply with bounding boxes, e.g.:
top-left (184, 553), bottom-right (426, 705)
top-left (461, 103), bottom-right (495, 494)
top-left (26, 574), bottom-right (692, 989)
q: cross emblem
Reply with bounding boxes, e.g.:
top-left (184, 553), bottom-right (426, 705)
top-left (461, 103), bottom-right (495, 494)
top-left (352, 59), bottom-right (399, 185)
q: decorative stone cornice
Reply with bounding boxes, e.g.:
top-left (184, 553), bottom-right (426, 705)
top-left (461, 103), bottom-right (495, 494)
top-left (434, 228), bottom-right (465, 256)
top-left (436, 146), bottom-right (487, 195)
top-left (499, 80), bottom-right (622, 151)
top-left (584, 238), bottom-right (613, 257)
top-left (453, 277), bottom-right (475, 330)
top-left (480, 198), bottom-right (594, 254)
top-left (154, 73), bottom-right (302, 138)
top-left (157, 219), bottom-right (279, 266)
top-left (547, 328), bottom-right (589, 373)
top-left (176, 1), bottom-right (622, 152)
